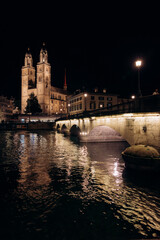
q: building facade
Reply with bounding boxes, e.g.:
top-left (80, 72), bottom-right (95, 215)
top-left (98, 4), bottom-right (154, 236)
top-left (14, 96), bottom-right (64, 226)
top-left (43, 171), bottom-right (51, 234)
top-left (0, 96), bottom-right (15, 122)
top-left (21, 45), bottom-right (68, 115)
top-left (67, 90), bottom-right (118, 115)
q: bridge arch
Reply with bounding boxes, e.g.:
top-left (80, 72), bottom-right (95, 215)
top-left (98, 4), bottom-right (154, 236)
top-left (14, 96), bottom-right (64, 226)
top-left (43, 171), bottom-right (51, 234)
top-left (81, 125), bottom-right (126, 142)
top-left (60, 124), bottom-right (69, 135)
top-left (57, 124), bottom-right (60, 131)
top-left (70, 124), bottom-right (81, 137)
top-left (61, 124), bottom-right (67, 131)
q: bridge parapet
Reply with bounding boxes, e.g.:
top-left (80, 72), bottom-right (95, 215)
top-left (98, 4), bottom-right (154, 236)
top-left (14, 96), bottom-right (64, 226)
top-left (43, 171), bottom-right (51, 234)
top-left (58, 95), bottom-right (160, 121)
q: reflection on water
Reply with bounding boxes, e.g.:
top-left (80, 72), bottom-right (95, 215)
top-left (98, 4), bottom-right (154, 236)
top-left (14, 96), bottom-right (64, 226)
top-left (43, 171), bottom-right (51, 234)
top-left (0, 131), bottom-right (160, 239)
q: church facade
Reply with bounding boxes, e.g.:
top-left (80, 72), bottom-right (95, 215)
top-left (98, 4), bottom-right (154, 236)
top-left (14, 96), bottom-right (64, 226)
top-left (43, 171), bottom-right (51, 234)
top-left (21, 45), bottom-right (68, 115)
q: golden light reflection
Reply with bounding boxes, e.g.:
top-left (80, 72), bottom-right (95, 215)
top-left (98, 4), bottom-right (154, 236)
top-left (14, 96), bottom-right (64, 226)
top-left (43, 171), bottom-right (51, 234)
top-left (17, 133), bottom-right (52, 197)
top-left (13, 132), bottom-right (160, 236)
top-left (85, 142), bottom-right (160, 235)
top-left (113, 162), bottom-right (118, 177)
top-left (79, 145), bottom-right (88, 157)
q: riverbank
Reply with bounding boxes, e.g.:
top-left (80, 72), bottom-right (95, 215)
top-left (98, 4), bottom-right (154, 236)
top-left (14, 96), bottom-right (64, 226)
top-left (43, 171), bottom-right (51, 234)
top-left (0, 122), bottom-right (55, 131)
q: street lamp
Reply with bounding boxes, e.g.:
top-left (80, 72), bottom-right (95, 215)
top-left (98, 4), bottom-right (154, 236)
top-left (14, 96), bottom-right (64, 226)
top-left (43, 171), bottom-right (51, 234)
top-left (131, 95), bottom-right (135, 100)
top-left (67, 103), bottom-right (70, 117)
top-left (135, 60), bottom-right (142, 97)
top-left (84, 93), bottom-right (87, 111)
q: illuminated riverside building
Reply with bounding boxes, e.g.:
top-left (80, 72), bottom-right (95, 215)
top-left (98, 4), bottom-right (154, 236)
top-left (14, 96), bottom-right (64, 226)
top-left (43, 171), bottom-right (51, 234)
top-left (21, 44), bottom-right (68, 115)
top-left (0, 96), bottom-right (15, 122)
top-left (67, 89), bottom-right (118, 115)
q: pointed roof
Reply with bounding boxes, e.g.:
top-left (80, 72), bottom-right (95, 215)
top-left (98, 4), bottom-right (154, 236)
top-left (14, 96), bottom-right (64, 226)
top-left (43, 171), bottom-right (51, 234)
top-left (26, 47), bottom-right (31, 55)
top-left (64, 68), bottom-right (67, 90)
top-left (41, 42), bottom-right (47, 52)
top-left (25, 47), bottom-right (32, 59)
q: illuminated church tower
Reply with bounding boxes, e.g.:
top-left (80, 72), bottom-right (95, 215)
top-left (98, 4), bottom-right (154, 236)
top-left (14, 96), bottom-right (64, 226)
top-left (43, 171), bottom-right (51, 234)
top-left (36, 43), bottom-right (51, 113)
top-left (21, 49), bottom-right (36, 113)
top-left (21, 44), bottom-right (68, 115)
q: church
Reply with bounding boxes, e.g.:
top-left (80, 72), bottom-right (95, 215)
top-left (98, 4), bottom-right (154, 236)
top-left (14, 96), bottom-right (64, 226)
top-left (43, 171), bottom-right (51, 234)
top-left (21, 44), bottom-right (68, 115)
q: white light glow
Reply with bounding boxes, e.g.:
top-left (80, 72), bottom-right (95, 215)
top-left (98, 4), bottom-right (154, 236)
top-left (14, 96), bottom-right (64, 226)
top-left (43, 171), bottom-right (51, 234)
top-left (80, 131), bottom-right (88, 136)
top-left (113, 162), bottom-right (119, 177)
top-left (123, 113), bottom-right (133, 117)
top-left (135, 60), bottom-right (142, 67)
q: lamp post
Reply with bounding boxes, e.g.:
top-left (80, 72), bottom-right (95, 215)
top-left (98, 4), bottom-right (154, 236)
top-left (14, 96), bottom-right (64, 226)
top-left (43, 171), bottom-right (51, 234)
top-left (135, 60), bottom-right (142, 97)
top-left (67, 103), bottom-right (70, 118)
top-left (84, 93), bottom-right (87, 111)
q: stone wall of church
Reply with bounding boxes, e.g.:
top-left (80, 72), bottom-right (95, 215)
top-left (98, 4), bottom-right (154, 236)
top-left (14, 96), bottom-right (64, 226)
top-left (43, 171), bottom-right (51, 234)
top-left (21, 46), bottom-right (67, 115)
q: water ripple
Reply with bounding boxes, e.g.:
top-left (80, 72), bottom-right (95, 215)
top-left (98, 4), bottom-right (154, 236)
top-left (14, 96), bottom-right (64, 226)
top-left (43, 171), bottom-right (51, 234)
top-left (0, 131), bottom-right (160, 239)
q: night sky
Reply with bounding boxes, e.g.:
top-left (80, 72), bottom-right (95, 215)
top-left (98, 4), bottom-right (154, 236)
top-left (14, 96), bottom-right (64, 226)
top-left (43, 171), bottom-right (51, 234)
top-left (1, 11), bottom-right (160, 101)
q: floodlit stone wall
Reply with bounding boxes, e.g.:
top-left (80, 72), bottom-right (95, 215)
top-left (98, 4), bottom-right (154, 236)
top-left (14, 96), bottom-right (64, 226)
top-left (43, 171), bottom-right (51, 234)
top-left (56, 113), bottom-right (160, 147)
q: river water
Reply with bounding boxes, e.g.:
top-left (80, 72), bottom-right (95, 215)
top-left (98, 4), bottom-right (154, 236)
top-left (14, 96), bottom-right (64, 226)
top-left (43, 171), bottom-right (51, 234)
top-left (0, 131), bottom-right (160, 240)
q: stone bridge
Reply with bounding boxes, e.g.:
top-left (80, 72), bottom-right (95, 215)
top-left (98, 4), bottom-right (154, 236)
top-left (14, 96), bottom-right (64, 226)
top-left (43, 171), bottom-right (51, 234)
top-left (56, 112), bottom-right (160, 147)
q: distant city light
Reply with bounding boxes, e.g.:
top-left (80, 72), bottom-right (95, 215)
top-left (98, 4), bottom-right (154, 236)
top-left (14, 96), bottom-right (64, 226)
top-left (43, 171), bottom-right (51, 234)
top-left (131, 95), bottom-right (135, 99)
top-left (84, 93), bottom-right (88, 97)
top-left (80, 132), bottom-right (87, 136)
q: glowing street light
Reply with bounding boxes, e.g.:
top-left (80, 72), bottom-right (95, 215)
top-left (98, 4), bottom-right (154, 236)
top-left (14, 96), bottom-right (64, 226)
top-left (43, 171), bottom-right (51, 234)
top-left (131, 95), bottom-right (135, 99)
top-left (135, 60), bottom-right (142, 67)
top-left (84, 93), bottom-right (88, 111)
top-left (135, 59), bottom-right (142, 97)
top-left (67, 103), bottom-right (71, 117)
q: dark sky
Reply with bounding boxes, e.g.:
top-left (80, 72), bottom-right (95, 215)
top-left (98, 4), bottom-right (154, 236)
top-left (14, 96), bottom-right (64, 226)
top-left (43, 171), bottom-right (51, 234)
top-left (1, 9), bottom-right (160, 100)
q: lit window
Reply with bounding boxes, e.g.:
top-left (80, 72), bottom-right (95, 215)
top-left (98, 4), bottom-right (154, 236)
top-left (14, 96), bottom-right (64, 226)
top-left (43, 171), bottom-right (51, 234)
top-left (99, 102), bottom-right (104, 108)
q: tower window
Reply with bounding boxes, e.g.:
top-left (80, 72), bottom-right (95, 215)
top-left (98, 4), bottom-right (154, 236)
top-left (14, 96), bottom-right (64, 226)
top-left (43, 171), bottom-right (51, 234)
top-left (28, 79), bottom-right (35, 89)
top-left (39, 76), bottom-right (42, 82)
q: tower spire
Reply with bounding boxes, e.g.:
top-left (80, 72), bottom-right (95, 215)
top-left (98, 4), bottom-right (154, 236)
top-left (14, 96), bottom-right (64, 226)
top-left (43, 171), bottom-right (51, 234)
top-left (63, 68), bottom-right (67, 91)
top-left (24, 48), bottom-right (33, 66)
top-left (40, 42), bottom-right (48, 63)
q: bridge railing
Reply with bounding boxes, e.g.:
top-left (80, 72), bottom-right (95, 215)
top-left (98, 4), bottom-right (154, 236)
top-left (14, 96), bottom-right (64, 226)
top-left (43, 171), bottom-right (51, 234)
top-left (57, 95), bottom-right (160, 121)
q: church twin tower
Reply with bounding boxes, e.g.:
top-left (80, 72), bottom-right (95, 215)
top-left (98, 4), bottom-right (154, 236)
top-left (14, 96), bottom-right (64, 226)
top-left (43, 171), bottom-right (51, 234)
top-left (21, 44), bottom-right (67, 115)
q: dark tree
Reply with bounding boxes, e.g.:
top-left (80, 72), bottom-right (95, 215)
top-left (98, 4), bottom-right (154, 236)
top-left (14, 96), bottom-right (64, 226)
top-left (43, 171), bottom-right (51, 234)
top-left (25, 93), bottom-right (42, 114)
